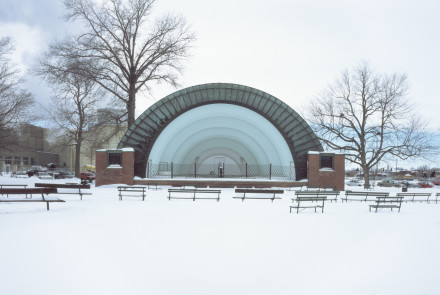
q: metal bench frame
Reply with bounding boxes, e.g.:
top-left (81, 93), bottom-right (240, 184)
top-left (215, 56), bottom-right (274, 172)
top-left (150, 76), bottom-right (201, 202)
top-left (118, 186), bottom-right (147, 201)
top-left (290, 196), bottom-right (328, 213)
top-left (369, 196), bottom-right (403, 213)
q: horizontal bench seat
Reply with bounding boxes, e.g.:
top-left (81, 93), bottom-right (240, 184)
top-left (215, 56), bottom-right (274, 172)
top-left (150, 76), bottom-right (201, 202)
top-left (233, 188), bottom-right (283, 202)
top-left (168, 188), bottom-right (221, 201)
top-left (294, 190), bottom-right (340, 203)
top-left (342, 191), bottom-right (389, 202)
top-left (396, 192), bottom-right (432, 203)
top-left (0, 187), bottom-right (64, 210)
top-left (35, 183), bottom-right (91, 200)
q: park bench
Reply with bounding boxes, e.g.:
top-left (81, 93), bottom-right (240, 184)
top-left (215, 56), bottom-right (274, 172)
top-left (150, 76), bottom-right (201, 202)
top-left (303, 186), bottom-right (336, 191)
top-left (117, 186), bottom-right (147, 201)
top-left (233, 188), bottom-right (283, 202)
top-left (434, 193), bottom-right (440, 204)
top-left (369, 196), bottom-right (404, 213)
top-left (294, 190), bottom-right (340, 203)
top-left (0, 187), bottom-right (65, 210)
top-left (146, 183), bottom-right (162, 190)
top-left (396, 192), bottom-right (432, 203)
top-left (167, 188), bottom-right (221, 201)
top-left (342, 191), bottom-right (389, 202)
top-left (35, 183), bottom-right (92, 200)
top-left (0, 184), bottom-right (29, 197)
top-left (290, 196), bottom-right (327, 213)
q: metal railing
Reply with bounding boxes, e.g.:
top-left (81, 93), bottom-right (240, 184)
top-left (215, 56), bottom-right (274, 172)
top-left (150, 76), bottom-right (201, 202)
top-left (145, 162), bottom-right (296, 180)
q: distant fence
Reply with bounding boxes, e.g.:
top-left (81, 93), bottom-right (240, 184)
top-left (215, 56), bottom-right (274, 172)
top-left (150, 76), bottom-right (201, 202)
top-left (145, 163), bottom-right (296, 180)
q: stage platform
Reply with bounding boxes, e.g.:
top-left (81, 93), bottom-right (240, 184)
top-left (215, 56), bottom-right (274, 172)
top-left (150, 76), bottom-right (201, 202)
top-left (133, 178), bottom-right (307, 188)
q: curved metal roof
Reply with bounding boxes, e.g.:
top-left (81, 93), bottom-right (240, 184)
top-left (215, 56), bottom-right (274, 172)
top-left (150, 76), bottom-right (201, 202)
top-left (118, 83), bottom-right (323, 179)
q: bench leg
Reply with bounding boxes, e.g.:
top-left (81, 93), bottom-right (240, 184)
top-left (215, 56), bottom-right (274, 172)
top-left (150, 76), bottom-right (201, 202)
top-left (46, 202), bottom-right (50, 211)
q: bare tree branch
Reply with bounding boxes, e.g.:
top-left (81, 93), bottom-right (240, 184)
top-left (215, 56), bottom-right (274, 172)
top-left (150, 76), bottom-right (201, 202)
top-left (59, 0), bottom-right (196, 126)
top-left (0, 37), bottom-right (35, 151)
top-left (306, 62), bottom-right (437, 188)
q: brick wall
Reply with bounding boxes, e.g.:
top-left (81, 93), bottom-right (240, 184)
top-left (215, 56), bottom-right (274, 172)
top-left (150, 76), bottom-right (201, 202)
top-left (307, 152), bottom-right (345, 191)
top-left (95, 149), bottom-right (134, 186)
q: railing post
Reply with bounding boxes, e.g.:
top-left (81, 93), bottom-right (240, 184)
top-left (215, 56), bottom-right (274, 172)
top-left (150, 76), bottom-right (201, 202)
top-left (171, 162), bottom-right (173, 179)
top-left (245, 163), bottom-right (248, 179)
top-left (194, 163), bottom-right (197, 178)
top-left (269, 164), bottom-right (272, 180)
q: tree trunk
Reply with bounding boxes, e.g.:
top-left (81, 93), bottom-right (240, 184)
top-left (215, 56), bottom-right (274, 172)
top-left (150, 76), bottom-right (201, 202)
top-left (75, 142), bottom-right (81, 178)
top-left (363, 166), bottom-right (371, 189)
top-left (127, 85), bottom-right (136, 127)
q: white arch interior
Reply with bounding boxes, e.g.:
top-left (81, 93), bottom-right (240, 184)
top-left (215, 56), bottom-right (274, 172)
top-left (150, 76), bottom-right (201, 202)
top-left (149, 104), bottom-right (294, 166)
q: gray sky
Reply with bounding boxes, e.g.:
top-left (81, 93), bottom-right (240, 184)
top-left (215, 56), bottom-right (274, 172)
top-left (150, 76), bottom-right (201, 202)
top-left (1, 0), bottom-right (439, 167)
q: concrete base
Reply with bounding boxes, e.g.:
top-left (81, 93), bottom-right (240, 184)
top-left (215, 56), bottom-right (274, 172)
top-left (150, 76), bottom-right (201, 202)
top-left (133, 178), bottom-right (307, 188)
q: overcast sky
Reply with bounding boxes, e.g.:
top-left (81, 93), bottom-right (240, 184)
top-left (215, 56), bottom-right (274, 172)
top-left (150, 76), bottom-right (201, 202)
top-left (1, 0), bottom-right (439, 167)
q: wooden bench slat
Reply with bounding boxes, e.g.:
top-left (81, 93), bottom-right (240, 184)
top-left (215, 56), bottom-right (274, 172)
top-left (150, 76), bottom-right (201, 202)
top-left (35, 183), bottom-right (91, 200)
top-left (168, 188), bottom-right (221, 201)
top-left (342, 191), bottom-right (389, 202)
top-left (234, 188), bottom-right (283, 202)
top-left (0, 187), bottom-right (64, 210)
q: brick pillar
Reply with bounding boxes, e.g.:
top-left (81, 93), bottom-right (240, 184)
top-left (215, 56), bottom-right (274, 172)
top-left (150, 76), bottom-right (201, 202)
top-left (95, 149), bottom-right (135, 186)
top-left (307, 152), bottom-right (345, 191)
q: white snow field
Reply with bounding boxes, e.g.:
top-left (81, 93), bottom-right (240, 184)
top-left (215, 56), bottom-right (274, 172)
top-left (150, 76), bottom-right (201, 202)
top-left (1, 175), bottom-right (440, 295)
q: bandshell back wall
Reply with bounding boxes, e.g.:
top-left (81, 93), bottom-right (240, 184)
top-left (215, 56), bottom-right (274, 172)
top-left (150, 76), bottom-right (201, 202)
top-left (117, 83), bottom-right (323, 179)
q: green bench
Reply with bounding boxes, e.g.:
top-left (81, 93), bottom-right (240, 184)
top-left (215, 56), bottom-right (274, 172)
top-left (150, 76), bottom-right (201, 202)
top-left (342, 191), bottom-right (389, 202)
top-left (396, 192), bottom-right (432, 203)
top-left (168, 188), bottom-right (221, 201)
top-left (294, 190), bottom-right (340, 203)
top-left (118, 186), bottom-right (147, 201)
top-left (290, 196), bottom-right (327, 213)
top-left (369, 196), bottom-right (404, 213)
top-left (233, 188), bottom-right (283, 202)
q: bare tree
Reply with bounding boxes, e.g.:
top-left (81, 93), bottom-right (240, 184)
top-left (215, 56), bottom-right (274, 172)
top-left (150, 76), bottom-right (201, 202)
top-left (0, 37), bottom-right (35, 151)
top-left (306, 63), bottom-right (435, 188)
top-left (33, 55), bottom-right (106, 177)
top-left (54, 0), bottom-right (196, 127)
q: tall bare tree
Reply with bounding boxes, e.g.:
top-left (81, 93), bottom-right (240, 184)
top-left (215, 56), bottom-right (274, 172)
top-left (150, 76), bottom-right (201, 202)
top-left (0, 37), bottom-right (34, 151)
top-left (307, 63), bottom-right (435, 188)
top-left (33, 55), bottom-right (106, 177)
top-left (54, 0), bottom-right (196, 127)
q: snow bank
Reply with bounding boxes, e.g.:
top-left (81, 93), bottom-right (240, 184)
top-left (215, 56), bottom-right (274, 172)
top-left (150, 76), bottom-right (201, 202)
top-left (1, 175), bottom-right (439, 295)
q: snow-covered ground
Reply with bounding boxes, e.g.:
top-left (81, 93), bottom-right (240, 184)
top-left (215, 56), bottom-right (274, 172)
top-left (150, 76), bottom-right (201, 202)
top-left (1, 175), bottom-right (440, 295)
